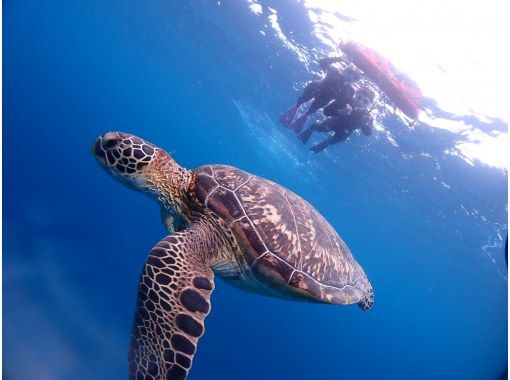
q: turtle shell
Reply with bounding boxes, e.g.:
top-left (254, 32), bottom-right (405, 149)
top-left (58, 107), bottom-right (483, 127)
top-left (193, 165), bottom-right (373, 308)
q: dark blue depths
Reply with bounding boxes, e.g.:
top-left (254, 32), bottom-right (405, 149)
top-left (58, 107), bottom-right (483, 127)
top-left (3, 1), bottom-right (507, 379)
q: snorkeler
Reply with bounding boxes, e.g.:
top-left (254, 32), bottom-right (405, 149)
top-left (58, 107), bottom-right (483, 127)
top-left (279, 65), bottom-right (360, 133)
top-left (299, 87), bottom-right (375, 153)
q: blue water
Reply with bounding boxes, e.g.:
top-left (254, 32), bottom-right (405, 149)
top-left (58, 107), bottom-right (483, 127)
top-left (3, 1), bottom-right (507, 379)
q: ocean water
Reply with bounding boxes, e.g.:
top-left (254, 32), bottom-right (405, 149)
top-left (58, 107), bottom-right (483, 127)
top-left (3, 1), bottom-right (507, 379)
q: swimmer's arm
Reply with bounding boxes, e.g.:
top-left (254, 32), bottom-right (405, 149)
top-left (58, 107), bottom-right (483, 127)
top-left (336, 104), bottom-right (352, 116)
top-left (361, 116), bottom-right (373, 135)
top-left (318, 56), bottom-right (343, 71)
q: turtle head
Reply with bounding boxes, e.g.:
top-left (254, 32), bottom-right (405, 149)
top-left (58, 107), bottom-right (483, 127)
top-left (93, 132), bottom-right (190, 207)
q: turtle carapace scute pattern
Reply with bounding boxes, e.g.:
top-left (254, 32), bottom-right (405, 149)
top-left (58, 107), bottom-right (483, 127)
top-left (193, 164), bottom-right (373, 306)
top-left (93, 132), bottom-right (374, 380)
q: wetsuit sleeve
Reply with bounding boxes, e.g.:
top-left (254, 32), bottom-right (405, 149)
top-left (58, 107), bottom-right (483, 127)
top-left (361, 116), bottom-right (373, 136)
top-left (323, 101), bottom-right (341, 117)
top-left (318, 56), bottom-right (343, 71)
top-left (297, 80), bottom-right (322, 104)
top-left (323, 101), bottom-right (351, 117)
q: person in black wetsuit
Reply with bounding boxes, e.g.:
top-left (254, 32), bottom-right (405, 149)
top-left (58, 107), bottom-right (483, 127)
top-left (279, 64), bottom-right (360, 133)
top-left (298, 87), bottom-right (375, 153)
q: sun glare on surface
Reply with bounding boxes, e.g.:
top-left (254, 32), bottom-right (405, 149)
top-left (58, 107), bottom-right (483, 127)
top-left (303, 0), bottom-right (508, 169)
top-left (305, 0), bottom-right (508, 120)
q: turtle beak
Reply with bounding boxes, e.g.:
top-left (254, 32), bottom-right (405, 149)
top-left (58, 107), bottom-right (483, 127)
top-left (93, 137), bottom-right (107, 164)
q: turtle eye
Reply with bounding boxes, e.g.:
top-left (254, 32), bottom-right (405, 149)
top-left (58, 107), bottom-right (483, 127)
top-left (102, 137), bottom-right (121, 151)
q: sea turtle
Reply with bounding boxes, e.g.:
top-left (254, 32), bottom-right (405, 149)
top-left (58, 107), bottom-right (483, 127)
top-left (93, 132), bottom-right (374, 380)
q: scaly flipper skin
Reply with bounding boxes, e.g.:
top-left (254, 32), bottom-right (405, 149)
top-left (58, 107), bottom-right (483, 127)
top-left (129, 220), bottom-right (216, 380)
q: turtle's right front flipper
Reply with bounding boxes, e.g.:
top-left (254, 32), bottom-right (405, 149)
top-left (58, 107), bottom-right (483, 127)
top-left (129, 224), bottom-right (216, 380)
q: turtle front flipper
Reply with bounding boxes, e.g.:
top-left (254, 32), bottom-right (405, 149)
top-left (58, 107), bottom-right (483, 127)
top-left (129, 226), bottom-right (215, 380)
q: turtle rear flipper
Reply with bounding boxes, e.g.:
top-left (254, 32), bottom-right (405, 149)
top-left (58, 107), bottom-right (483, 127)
top-left (129, 224), bottom-right (215, 379)
top-left (357, 288), bottom-right (374, 311)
